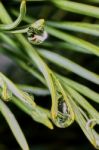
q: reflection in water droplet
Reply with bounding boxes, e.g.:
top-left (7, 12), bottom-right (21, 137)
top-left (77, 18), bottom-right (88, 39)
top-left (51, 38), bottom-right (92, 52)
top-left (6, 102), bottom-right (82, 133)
top-left (55, 95), bottom-right (72, 128)
top-left (27, 19), bottom-right (48, 45)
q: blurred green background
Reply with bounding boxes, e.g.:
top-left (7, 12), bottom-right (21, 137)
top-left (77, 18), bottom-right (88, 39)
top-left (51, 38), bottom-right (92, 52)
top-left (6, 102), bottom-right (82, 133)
top-left (0, 0), bottom-right (99, 149)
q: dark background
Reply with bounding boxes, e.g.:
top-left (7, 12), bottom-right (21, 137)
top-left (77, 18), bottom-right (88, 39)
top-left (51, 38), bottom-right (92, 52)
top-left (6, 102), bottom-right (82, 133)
top-left (0, 0), bottom-right (99, 149)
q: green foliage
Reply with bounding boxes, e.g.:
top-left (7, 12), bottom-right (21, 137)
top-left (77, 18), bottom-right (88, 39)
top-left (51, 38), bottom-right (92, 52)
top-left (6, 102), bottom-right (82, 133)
top-left (0, 0), bottom-right (99, 149)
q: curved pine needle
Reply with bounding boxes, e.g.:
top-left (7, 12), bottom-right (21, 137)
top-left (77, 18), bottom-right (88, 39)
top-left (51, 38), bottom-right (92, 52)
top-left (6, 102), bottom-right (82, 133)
top-left (0, 0), bottom-right (26, 30)
top-left (63, 85), bottom-right (99, 122)
top-left (69, 97), bottom-right (98, 149)
top-left (0, 1), bottom-right (99, 148)
top-left (0, 2), bottom-right (74, 128)
top-left (0, 72), bottom-right (35, 110)
top-left (0, 73), bottom-right (53, 129)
